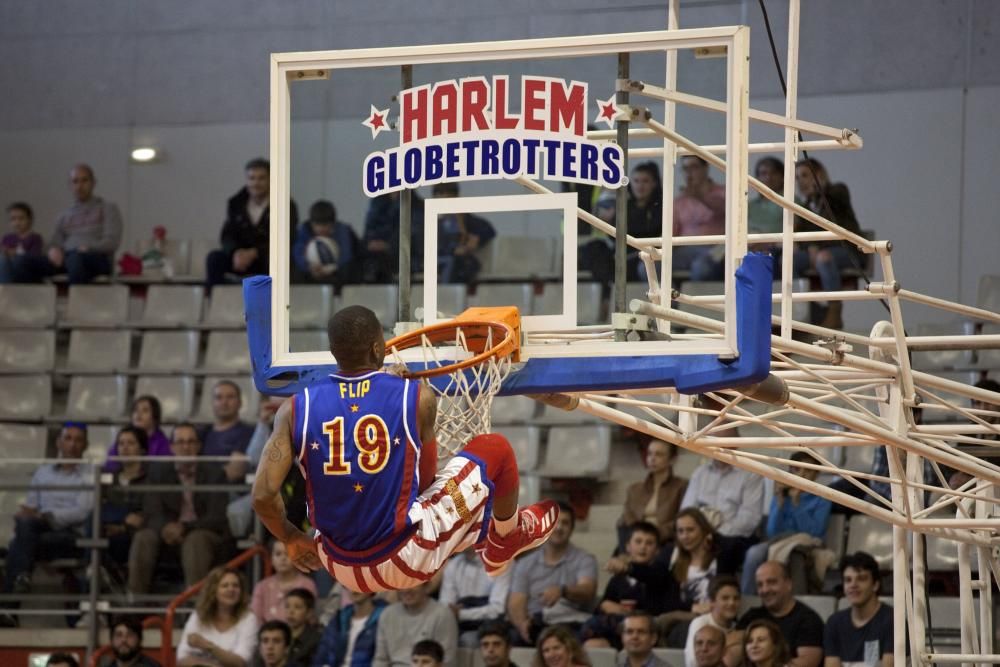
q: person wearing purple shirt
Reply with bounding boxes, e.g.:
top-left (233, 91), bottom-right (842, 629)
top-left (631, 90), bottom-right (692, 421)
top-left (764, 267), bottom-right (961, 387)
top-left (104, 396), bottom-right (171, 473)
top-left (200, 380), bottom-right (256, 481)
top-left (0, 202), bottom-right (45, 283)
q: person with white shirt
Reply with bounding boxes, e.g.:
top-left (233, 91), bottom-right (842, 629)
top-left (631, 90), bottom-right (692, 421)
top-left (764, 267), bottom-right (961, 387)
top-left (439, 548), bottom-right (512, 647)
top-left (684, 576), bottom-right (741, 667)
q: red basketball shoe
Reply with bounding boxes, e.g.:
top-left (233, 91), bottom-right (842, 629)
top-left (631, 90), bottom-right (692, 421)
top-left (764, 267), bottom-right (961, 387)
top-left (480, 500), bottom-right (560, 576)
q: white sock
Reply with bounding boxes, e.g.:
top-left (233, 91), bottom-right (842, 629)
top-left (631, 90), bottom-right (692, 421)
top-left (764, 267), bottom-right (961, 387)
top-left (493, 508), bottom-right (519, 537)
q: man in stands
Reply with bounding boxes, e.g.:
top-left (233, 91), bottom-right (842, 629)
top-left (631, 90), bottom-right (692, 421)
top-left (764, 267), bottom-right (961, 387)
top-left (478, 621), bottom-right (519, 667)
top-left (692, 625), bottom-right (727, 667)
top-left (373, 583), bottom-right (458, 667)
top-left (672, 156), bottom-right (726, 280)
top-left (361, 190), bottom-right (425, 283)
top-left (313, 590), bottom-right (387, 667)
top-left (200, 379), bottom-right (256, 482)
top-left (731, 561), bottom-right (824, 667)
top-left (823, 552), bottom-right (892, 667)
top-left (291, 199), bottom-right (359, 285)
top-left (506, 503), bottom-right (598, 645)
top-left (431, 182), bottom-right (495, 284)
top-left (685, 575), bottom-right (741, 667)
top-left (439, 547), bottom-right (512, 646)
top-left (205, 158), bottom-right (298, 290)
top-left (128, 424), bottom-right (230, 594)
top-left (106, 616), bottom-right (162, 667)
top-left (0, 423), bottom-right (92, 627)
top-left (617, 613), bottom-right (669, 667)
top-left (256, 620), bottom-right (294, 667)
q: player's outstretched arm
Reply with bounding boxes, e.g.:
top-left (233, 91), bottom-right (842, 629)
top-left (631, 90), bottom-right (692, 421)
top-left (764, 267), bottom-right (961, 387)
top-left (416, 382), bottom-right (439, 494)
top-left (251, 397), bottom-right (321, 573)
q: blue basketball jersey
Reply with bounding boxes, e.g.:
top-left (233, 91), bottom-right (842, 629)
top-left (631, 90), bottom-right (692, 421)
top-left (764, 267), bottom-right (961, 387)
top-left (291, 371), bottom-right (423, 559)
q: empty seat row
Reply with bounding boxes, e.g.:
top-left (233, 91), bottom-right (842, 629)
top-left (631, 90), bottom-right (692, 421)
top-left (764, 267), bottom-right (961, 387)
top-left (503, 424), bottom-right (612, 477)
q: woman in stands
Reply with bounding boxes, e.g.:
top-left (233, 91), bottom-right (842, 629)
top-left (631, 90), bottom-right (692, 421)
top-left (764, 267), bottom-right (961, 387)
top-left (101, 426), bottom-right (149, 578)
top-left (104, 395), bottom-right (170, 472)
top-left (533, 626), bottom-right (591, 667)
top-left (658, 508), bottom-right (724, 645)
top-left (177, 567), bottom-right (259, 667)
top-left (619, 438), bottom-right (688, 551)
top-left (743, 619), bottom-right (791, 667)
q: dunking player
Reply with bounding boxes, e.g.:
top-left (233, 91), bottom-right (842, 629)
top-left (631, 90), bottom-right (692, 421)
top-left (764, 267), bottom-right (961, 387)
top-left (252, 305), bottom-right (560, 592)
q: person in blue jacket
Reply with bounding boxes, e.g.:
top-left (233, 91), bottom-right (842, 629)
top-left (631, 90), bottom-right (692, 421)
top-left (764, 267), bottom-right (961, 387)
top-left (312, 592), bottom-right (386, 667)
top-left (292, 200), bottom-right (359, 285)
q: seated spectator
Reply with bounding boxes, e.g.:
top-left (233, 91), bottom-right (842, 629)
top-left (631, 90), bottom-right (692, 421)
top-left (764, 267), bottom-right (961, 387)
top-left (625, 162), bottom-right (664, 280)
top-left (793, 158), bottom-right (864, 329)
top-left (361, 190), bottom-right (425, 282)
top-left (673, 156), bottom-right (726, 281)
top-left (284, 588), bottom-right (322, 666)
top-left (373, 583), bottom-right (458, 667)
top-left (431, 182), bottom-right (495, 283)
top-left (411, 640), bottom-right (445, 667)
top-left (177, 567), bottom-right (259, 667)
top-left (823, 552), bottom-right (892, 667)
top-left (0, 201), bottom-right (44, 282)
top-left (128, 424), bottom-right (231, 594)
top-left (741, 452), bottom-right (832, 594)
top-left (478, 621), bottom-right (519, 667)
top-left (99, 615), bottom-right (162, 667)
top-left (206, 157), bottom-right (299, 291)
top-left (47, 654), bottom-right (81, 667)
top-left (292, 200), bottom-right (360, 285)
top-left (105, 395), bottom-right (171, 473)
top-left (743, 619), bottom-right (792, 667)
top-left (681, 458), bottom-right (764, 574)
top-left (507, 504), bottom-right (598, 646)
top-left (747, 158), bottom-right (786, 237)
top-left (439, 547), bottom-right (511, 646)
top-left (313, 590), bottom-right (387, 667)
top-left (252, 540), bottom-right (318, 622)
top-left (617, 613), bottom-right (669, 667)
top-left (684, 575), bottom-right (741, 667)
top-left (101, 426), bottom-right (149, 576)
top-left (0, 423), bottom-right (93, 627)
top-left (691, 625), bottom-right (727, 667)
top-left (254, 620), bottom-right (295, 667)
top-left (620, 439), bottom-right (688, 549)
top-left (532, 626), bottom-right (590, 667)
top-left (580, 522), bottom-right (669, 648)
top-left (578, 188), bottom-right (615, 286)
top-left (731, 562), bottom-right (823, 667)
top-left (658, 508), bottom-right (723, 646)
top-left (201, 380), bottom-right (257, 482)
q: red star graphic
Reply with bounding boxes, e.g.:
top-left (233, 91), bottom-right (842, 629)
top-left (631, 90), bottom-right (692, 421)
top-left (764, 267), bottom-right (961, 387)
top-left (594, 96), bottom-right (623, 129)
top-left (362, 104), bottom-right (391, 139)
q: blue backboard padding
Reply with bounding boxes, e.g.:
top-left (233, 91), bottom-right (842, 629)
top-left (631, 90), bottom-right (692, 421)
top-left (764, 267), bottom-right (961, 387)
top-left (244, 253), bottom-right (772, 397)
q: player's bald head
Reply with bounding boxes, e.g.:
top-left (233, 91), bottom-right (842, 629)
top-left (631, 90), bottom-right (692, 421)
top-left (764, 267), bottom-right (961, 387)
top-left (328, 305), bottom-right (385, 370)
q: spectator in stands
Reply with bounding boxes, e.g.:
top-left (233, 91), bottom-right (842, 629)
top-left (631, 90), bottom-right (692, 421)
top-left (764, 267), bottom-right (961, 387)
top-left (532, 626), bottom-right (590, 667)
top-left (657, 508), bottom-right (723, 646)
top-left (252, 540), bottom-right (318, 622)
top-left (673, 156), bottom-right (726, 281)
top-left (625, 162), bottom-right (664, 280)
top-left (742, 619), bottom-right (791, 667)
top-left (206, 158), bottom-right (299, 291)
top-left (684, 575), bottom-right (741, 667)
top-left (431, 182), bottom-right (495, 284)
top-left (823, 552), bottom-right (891, 667)
top-left (255, 620), bottom-right (294, 667)
top-left (616, 612), bottom-right (668, 667)
top-left (732, 562), bottom-right (823, 667)
top-left (0, 422), bottom-right (92, 626)
top-left (741, 452), bottom-right (832, 594)
top-left (680, 458), bottom-right (764, 574)
top-left (691, 625), bottom-right (727, 667)
top-left (747, 158), bottom-right (785, 238)
top-left (439, 548), bottom-right (511, 646)
top-left (577, 188), bottom-right (616, 286)
top-left (101, 616), bottom-right (161, 667)
top-left (178, 567), bottom-right (259, 667)
top-left (128, 424), bottom-right (231, 594)
top-left (284, 588), bottom-right (322, 665)
top-left (620, 439), bottom-right (688, 549)
top-left (0, 201), bottom-right (44, 282)
top-left (46, 654), bottom-right (81, 667)
top-left (105, 395), bottom-right (170, 473)
top-left (313, 590), bottom-right (387, 667)
top-left (201, 379), bottom-right (256, 482)
top-left (478, 621), bottom-right (518, 667)
top-left (580, 522), bottom-right (669, 648)
top-left (793, 158), bottom-right (864, 329)
top-left (292, 200), bottom-right (360, 285)
top-left (411, 640), bottom-right (445, 667)
top-left (507, 503), bottom-right (598, 646)
top-left (101, 426), bottom-right (149, 576)
top-left (373, 582), bottom-right (458, 667)
top-left (361, 191), bottom-right (425, 282)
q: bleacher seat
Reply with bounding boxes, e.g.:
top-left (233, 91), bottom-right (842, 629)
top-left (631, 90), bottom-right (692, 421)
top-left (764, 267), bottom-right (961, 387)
top-left (799, 594), bottom-right (837, 621)
top-left (203, 331), bottom-right (252, 373)
top-left (975, 323), bottom-right (1000, 369)
top-left (0, 375), bottom-right (51, 420)
top-left (582, 504), bottom-right (620, 535)
top-left (339, 285), bottom-right (396, 329)
top-left (290, 285), bottom-right (335, 328)
top-left (532, 283), bottom-right (604, 324)
top-left (927, 596), bottom-right (964, 635)
top-left (64, 284), bottom-right (129, 327)
top-left (137, 330), bottom-right (200, 372)
top-left (65, 329), bottom-right (132, 372)
top-left (289, 329), bottom-right (327, 353)
top-left (486, 236), bottom-right (556, 278)
top-left (825, 513), bottom-right (846, 562)
top-left (925, 533), bottom-right (979, 573)
top-left (911, 322), bottom-right (975, 370)
top-left (135, 376), bottom-right (196, 421)
top-left (541, 425), bottom-right (612, 476)
top-left (194, 375), bottom-right (259, 423)
top-left (0, 329), bottom-right (55, 372)
top-left (472, 283), bottom-right (533, 315)
top-left (518, 474), bottom-right (541, 505)
top-left (975, 274), bottom-right (1000, 315)
top-left (0, 491), bottom-right (26, 545)
top-left (843, 444), bottom-right (875, 472)
top-left (185, 239), bottom-right (217, 282)
top-left (502, 425), bottom-right (541, 471)
top-left (0, 284), bottom-right (56, 327)
top-left (65, 375), bottom-right (127, 421)
top-left (845, 514), bottom-right (893, 570)
top-left (203, 285), bottom-right (245, 328)
top-left (85, 424), bottom-right (118, 464)
top-left (140, 285), bottom-right (204, 327)
top-left (0, 423), bottom-right (48, 461)
top-left (410, 284), bottom-right (467, 320)
top-left (490, 395), bottom-right (538, 424)
top-left (653, 650), bottom-right (685, 667)
top-left (584, 647), bottom-right (616, 667)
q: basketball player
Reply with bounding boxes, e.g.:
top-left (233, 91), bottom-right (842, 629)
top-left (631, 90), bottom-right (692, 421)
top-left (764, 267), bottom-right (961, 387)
top-left (252, 305), bottom-right (560, 592)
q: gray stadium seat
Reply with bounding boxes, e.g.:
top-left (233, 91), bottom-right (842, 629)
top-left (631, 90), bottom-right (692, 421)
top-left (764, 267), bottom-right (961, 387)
top-left (976, 323), bottom-right (1000, 369)
top-left (845, 514), bottom-right (893, 570)
top-left (0, 422), bottom-right (48, 461)
top-left (137, 330), bottom-right (200, 372)
top-left (0, 284), bottom-right (56, 327)
top-left (66, 375), bottom-right (127, 420)
top-left (0, 329), bottom-right (55, 372)
top-left (486, 235), bottom-right (556, 278)
top-left (289, 285), bottom-right (335, 328)
top-left (799, 595), bottom-right (837, 621)
top-left (911, 322), bottom-right (974, 370)
top-left (540, 425), bottom-right (612, 477)
top-left (490, 395), bottom-right (538, 424)
top-left (64, 284), bottom-right (129, 327)
top-left (204, 285), bottom-right (245, 328)
top-left (65, 329), bottom-right (132, 372)
top-left (140, 285), bottom-right (204, 327)
top-left (0, 375), bottom-right (52, 420)
top-left (194, 375), bottom-right (259, 423)
top-left (925, 533), bottom-right (980, 573)
top-left (185, 239), bottom-right (217, 282)
top-left (0, 491), bottom-right (26, 545)
top-left (531, 282), bottom-right (604, 324)
top-left (472, 283), bottom-right (533, 315)
top-left (843, 444), bottom-right (876, 472)
top-left (135, 375), bottom-right (196, 421)
top-left (289, 329), bottom-right (328, 353)
top-left (825, 513), bottom-right (846, 562)
top-left (339, 285), bottom-right (396, 329)
top-left (410, 284), bottom-right (467, 320)
top-left (518, 475), bottom-right (540, 505)
top-left (85, 424), bottom-right (118, 465)
top-left (502, 425), bottom-right (541, 471)
top-left (976, 274), bottom-right (1000, 315)
top-left (203, 331), bottom-right (252, 373)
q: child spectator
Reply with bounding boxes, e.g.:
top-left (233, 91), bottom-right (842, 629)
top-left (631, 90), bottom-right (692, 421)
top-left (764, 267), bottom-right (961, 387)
top-left (292, 200), bottom-right (360, 285)
top-left (313, 591), bottom-right (387, 667)
top-left (410, 640), bottom-right (445, 667)
top-left (105, 396), bottom-right (170, 473)
top-left (2, 202), bottom-right (44, 256)
top-left (683, 575), bottom-right (741, 667)
top-left (252, 540), bottom-right (318, 622)
top-left (254, 620), bottom-right (294, 667)
top-left (284, 588), bottom-right (322, 666)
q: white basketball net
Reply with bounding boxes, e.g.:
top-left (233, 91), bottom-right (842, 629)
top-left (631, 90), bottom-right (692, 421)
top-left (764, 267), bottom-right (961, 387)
top-left (389, 326), bottom-right (512, 456)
